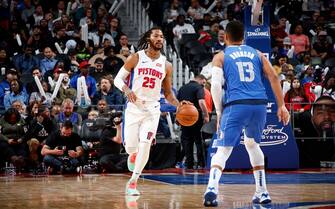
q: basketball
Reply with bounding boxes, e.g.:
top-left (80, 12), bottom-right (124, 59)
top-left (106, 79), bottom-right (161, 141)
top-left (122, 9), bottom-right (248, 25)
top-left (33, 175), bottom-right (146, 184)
top-left (176, 103), bottom-right (199, 126)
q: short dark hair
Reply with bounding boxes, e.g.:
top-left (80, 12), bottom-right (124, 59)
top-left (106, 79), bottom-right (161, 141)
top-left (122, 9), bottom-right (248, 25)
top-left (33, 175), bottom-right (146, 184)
top-left (63, 120), bottom-right (73, 129)
top-left (225, 21), bottom-right (244, 42)
top-left (311, 95), bottom-right (335, 115)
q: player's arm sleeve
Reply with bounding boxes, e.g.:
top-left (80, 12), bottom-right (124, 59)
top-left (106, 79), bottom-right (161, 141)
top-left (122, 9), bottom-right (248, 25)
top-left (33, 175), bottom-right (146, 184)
top-left (114, 66), bottom-right (130, 92)
top-left (211, 66), bottom-right (224, 116)
top-left (114, 53), bottom-right (138, 92)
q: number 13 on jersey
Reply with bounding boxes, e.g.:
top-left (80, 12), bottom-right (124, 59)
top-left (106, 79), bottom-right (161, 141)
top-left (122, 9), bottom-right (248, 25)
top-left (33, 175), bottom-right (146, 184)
top-left (236, 61), bottom-right (255, 82)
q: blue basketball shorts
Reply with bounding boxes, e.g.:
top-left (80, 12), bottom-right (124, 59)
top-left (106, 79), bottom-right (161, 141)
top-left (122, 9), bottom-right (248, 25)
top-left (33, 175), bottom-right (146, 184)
top-left (218, 104), bottom-right (267, 147)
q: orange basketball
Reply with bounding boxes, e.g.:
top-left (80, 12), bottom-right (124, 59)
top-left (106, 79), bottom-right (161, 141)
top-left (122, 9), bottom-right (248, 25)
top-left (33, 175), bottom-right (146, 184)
top-left (176, 104), bottom-right (199, 126)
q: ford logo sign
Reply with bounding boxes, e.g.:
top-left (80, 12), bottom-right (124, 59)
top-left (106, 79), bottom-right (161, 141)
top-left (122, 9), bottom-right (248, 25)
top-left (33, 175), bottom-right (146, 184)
top-left (240, 125), bottom-right (288, 146)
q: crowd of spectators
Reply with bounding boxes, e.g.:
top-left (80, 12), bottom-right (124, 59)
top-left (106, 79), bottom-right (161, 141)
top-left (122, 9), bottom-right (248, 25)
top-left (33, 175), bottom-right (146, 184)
top-left (0, 0), bottom-right (334, 173)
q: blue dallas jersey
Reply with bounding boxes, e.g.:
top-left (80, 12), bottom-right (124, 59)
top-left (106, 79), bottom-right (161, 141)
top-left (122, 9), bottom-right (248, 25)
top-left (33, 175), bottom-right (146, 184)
top-left (223, 45), bottom-right (268, 105)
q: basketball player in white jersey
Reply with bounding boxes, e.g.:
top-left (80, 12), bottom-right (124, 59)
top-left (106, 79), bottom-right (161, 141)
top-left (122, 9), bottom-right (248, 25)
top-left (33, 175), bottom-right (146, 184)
top-left (114, 27), bottom-right (180, 196)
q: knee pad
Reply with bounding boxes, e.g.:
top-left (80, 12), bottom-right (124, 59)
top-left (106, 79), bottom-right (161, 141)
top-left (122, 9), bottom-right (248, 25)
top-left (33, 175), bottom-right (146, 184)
top-left (125, 145), bottom-right (138, 155)
top-left (244, 136), bottom-right (264, 167)
top-left (210, 147), bottom-right (233, 169)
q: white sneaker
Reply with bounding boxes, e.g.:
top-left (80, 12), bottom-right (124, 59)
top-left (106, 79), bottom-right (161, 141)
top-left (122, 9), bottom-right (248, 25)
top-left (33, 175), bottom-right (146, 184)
top-left (252, 191), bottom-right (271, 204)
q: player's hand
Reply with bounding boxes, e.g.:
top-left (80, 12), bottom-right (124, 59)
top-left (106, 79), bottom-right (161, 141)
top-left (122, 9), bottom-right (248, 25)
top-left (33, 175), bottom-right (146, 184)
top-left (277, 105), bottom-right (290, 126)
top-left (125, 90), bottom-right (137, 103)
top-left (203, 114), bottom-right (210, 123)
top-left (176, 100), bottom-right (192, 112)
top-left (216, 113), bottom-right (221, 132)
top-left (68, 150), bottom-right (78, 158)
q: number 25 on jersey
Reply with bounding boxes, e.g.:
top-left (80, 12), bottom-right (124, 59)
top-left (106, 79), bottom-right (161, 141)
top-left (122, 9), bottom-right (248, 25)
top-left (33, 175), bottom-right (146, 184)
top-left (142, 77), bottom-right (156, 89)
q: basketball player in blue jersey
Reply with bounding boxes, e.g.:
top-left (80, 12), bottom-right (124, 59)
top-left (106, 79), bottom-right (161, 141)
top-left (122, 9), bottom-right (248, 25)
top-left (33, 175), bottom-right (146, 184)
top-left (114, 27), bottom-right (180, 196)
top-left (203, 21), bottom-right (290, 207)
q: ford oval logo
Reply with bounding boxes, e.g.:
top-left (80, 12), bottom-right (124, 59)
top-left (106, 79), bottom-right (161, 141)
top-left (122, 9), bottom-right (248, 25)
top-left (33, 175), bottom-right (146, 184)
top-left (240, 125), bottom-right (288, 146)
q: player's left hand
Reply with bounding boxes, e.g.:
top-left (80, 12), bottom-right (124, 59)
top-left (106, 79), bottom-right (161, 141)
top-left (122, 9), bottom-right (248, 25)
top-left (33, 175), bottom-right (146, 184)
top-left (277, 105), bottom-right (290, 126)
top-left (126, 90), bottom-right (137, 103)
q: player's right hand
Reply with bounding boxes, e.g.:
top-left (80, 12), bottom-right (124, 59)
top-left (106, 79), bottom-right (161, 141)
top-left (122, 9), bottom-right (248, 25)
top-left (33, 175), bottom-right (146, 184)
top-left (277, 105), bottom-right (290, 126)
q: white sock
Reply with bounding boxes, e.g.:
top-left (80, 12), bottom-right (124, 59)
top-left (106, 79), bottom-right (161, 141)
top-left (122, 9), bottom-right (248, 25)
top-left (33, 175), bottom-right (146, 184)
top-left (244, 137), bottom-right (267, 193)
top-left (131, 142), bottom-right (151, 182)
top-left (253, 169), bottom-right (267, 193)
top-left (206, 167), bottom-right (222, 194)
top-left (206, 146), bottom-right (233, 194)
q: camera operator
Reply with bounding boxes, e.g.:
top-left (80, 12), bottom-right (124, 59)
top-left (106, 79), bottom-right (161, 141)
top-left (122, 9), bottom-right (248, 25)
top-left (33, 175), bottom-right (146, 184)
top-left (41, 120), bottom-right (83, 174)
top-left (98, 110), bottom-right (126, 173)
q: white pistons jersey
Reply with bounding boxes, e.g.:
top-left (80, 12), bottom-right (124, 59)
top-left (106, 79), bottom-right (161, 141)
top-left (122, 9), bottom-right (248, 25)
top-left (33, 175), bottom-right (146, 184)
top-left (127, 50), bottom-right (166, 102)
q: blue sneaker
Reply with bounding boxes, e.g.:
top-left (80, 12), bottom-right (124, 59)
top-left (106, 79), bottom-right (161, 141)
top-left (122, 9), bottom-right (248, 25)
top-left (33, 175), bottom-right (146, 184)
top-left (252, 192), bottom-right (271, 204)
top-left (203, 191), bottom-right (218, 207)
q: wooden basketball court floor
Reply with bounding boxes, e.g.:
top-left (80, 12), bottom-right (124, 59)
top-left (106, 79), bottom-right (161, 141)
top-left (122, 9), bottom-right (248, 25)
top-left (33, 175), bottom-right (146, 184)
top-left (0, 169), bottom-right (335, 209)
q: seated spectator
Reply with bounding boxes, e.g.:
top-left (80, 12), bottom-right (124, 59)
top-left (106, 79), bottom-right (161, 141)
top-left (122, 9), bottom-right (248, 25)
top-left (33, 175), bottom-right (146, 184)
top-left (98, 112), bottom-right (126, 173)
top-left (116, 47), bottom-right (131, 62)
top-left (0, 68), bottom-right (18, 112)
top-left (92, 75), bottom-right (124, 109)
top-left (97, 99), bottom-right (110, 116)
top-left (24, 106), bottom-right (57, 164)
top-left (0, 135), bottom-right (26, 168)
top-left (311, 69), bottom-right (335, 100)
top-left (91, 23), bottom-right (115, 49)
top-left (278, 37), bottom-right (296, 59)
top-left (289, 23), bottom-right (310, 55)
top-left (311, 31), bottom-right (334, 61)
top-left (187, 0), bottom-right (206, 22)
top-left (39, 47), bottom-right (58, 75)
top-left (109, 17), bottom-right (123, 42)
top-left (295, 54), bottom-right (311, 77)
top-left (298, 96), bottom-right (335, 167)
top-left (81, 110), bottom-right (101, 149)
top-left (0, 47), bottom-right (13, 72)
top-left (273, 54), bottom-right (294, 76)
top-left (0, 108), bottom-right (28, 169)
top-left (300, 65), bottom-right (314, 86)
top-left (163, 0), bottom-right (186, 25)
top-left (54, 72), bottom-right (77, 105)
top-left (55, 98), bottom-right (82, 134)
top-left (12, 44), bottom-right (40, 76)
top-left (4, 80), bottom-right (28, 110)
top-left (102, 46), bottom-right (124, 78)
top-left (29, 81), bottom-right (53, 107)
top-left (26, 67), bottom-right (45, 95)
top-left (115, 34), bottom-right (136, 55)
top-left (285, 78), bottom-right (311, 113)
top-left (70, 61), bottom-right (97, 101)
top-left (41, 120), bottom-right (83, 174)
top-left (172, 14), bottom-right (196, 56)
top-left (212, 29), bottom-right (225, 52)
top-left (227, 0), bottom-right (244, 21)
top-left (11, 100), bottom-right (27, 119)
top-left (89, 57), bottom-right (108, 82)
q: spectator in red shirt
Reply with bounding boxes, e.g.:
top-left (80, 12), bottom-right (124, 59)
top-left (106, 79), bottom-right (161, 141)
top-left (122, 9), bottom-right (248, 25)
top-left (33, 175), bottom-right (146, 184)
top-left (285, 78), bottom-right (311, 112)
top-left (289, 24), bottom-right (310, 55)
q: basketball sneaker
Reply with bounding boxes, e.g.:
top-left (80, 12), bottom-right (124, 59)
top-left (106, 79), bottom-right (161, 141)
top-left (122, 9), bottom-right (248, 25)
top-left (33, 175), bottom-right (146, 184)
top-left (203, 190), bottom-right (218, 207)
top-left (125, 179), bottom-right (140, 196)
top-left (125, 195), bottom-right (140, 209)
top-left (127, 153), bottom-right (137, 172)
top-left (252, 191), bottom-right (271, 204)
